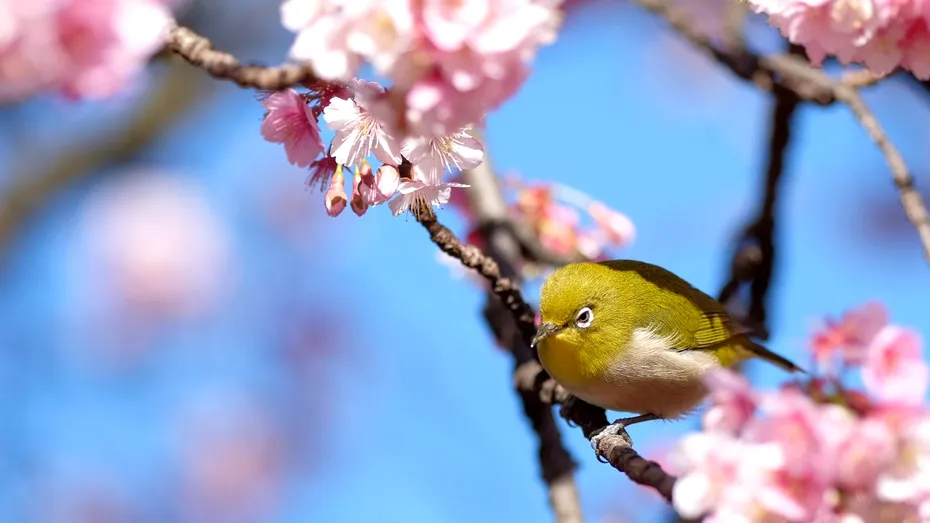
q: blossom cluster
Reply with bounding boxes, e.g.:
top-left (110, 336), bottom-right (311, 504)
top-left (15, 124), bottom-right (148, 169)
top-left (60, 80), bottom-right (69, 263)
top-left (0, 0), bottom-right (172, 102)
top-left (670, 302), bottom-right (930, 522)
top-left (259, 80), bottom-right (482, 217)
top-left (747, 0), bottom-right (930, 79)
top-left (280, 0), bottom-right (564, 138)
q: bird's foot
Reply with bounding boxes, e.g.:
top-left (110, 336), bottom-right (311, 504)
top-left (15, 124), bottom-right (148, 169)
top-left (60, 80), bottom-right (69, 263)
top-left (589, 414), bottom-right (659, 460)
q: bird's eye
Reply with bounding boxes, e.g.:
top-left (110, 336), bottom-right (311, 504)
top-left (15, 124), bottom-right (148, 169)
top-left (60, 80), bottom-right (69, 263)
top-left (574, 307), bottom-right (594, 328)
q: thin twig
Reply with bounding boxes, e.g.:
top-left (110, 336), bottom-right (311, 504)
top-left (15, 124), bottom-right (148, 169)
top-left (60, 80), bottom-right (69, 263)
top-left (633, 0), bottom-right (930, 263)
top-left (632, 0), bottom-right (835, 104)
top-left (164, 23), bottom-right (321, 90)
top-left (831, 84), bottom-right (930, 261)
top-left (841, 69), bottom-right (889, 88)
top-left (718, 46), bottom-right (803, 339)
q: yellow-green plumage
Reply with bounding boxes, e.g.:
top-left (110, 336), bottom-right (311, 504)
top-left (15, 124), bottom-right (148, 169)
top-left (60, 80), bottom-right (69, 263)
top-left (535, 260), bottom-right (800, 420)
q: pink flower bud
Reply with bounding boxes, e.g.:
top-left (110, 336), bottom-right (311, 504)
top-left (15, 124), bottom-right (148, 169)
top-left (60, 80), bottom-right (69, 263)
top-left (350, 171), bottom-right (368, 217)
top-left (358, 164), bottom-right (401, 206)
top-left (375, 165), bottom-right (400, 199)
top-left (324, 169), bottom-right (347, 217)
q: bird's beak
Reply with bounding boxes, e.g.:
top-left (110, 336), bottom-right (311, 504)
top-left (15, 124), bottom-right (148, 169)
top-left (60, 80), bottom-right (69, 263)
top-left (531, 322), bottom-right (561, 348)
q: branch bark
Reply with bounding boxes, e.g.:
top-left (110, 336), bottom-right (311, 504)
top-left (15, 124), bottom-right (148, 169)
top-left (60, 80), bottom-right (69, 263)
top-left (164, 23), bottom-right (322, 90)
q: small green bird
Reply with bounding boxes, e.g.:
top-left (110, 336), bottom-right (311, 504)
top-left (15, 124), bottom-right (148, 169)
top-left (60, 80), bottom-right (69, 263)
top-left (531, 259), bottom-right (802, 447)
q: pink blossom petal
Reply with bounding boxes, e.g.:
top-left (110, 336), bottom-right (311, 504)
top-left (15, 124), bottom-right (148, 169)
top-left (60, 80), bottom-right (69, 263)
top-left (863, 326), bottom-right (929, 405)
top-left (260, 89), bottom-right (325, 168)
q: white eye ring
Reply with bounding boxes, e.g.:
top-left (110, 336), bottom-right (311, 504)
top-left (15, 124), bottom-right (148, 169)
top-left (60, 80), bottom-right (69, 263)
top-left (575, 307), bottom-right (594, 328)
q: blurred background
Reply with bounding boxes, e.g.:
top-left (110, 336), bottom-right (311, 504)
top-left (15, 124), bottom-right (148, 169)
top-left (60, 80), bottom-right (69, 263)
top-left (1, 0), bottom-right (929, 522)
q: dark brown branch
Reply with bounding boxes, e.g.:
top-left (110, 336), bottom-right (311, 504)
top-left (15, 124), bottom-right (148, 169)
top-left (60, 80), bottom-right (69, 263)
top-left (419, 213), bottom-right (538, 347)
top-left (717, 46), bottom-right (803, 339)
top-left (164, 23), bottom-right (321, 90)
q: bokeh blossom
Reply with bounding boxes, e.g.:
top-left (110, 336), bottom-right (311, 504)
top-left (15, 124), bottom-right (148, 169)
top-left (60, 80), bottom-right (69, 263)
top-left (503, 175), bottom-right (635, 263)
top-left (280, 0), bottom-right (565, 137)
top-left (747, 0), bottom-right (930, 79)
top-left (439, 172), bottom-right (634, 286)
top-left (0, 0), bottom-right (173, 102)
top-left (670, 302), bottom-right (930, 522)
top-left (810, 300), bottom-right (888, 372)
top-left (79, 170), bottom-right (232, 321)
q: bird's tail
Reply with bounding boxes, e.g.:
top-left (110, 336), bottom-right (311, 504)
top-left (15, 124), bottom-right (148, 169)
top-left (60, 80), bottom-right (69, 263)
top-left (736, 336), bottom-right (806, 374)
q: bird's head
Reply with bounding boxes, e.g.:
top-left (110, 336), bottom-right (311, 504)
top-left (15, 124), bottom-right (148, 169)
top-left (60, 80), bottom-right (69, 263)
top-left (532, 263), bottom-right (628, 357)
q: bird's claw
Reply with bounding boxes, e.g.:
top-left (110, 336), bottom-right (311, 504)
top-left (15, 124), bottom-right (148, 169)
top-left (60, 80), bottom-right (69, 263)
top-left (589, 420), bottom-right (634, 459)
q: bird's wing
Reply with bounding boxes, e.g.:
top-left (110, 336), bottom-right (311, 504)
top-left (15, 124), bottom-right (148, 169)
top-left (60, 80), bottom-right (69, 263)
top-left (642, 306), bottom-right (736, 351)
top-left (598, 260), bottom-right (738, 347)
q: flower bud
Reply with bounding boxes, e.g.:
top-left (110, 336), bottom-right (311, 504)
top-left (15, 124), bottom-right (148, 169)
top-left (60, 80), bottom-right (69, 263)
top-left (350, 171), bottom-right (368, 217)
top-left (324, 168), bottom-right (347, 217)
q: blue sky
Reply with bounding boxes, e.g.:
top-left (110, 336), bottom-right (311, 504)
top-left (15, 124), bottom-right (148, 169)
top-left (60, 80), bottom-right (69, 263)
top-left (1, 1), bottom-right (929, 522)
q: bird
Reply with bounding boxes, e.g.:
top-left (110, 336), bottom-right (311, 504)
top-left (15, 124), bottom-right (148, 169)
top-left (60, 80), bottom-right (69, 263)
top-left (530, 259), bottom-right (802, 449)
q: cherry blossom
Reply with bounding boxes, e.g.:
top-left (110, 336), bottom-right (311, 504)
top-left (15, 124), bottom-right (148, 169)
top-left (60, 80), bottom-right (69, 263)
top-left (747, 0), bottom-right (930, 79)
top-left (350, 168), bottom-right (369, 217)
top-left (671, 304), bottom-right (930, 522)
top-left (401, 127), bottom-right (485, 177)
top-left (388, 165), bottom-right (469, 217)
top-left (78, 169), bottom-right (231, 319)
top-left (324, 165), bottom-right (348, 216)
top-left (508, 177), bottom-right (635, 262)
top-left (358, 163), bottom-right (401, 206)
top-left (322, 80), bottom-right (404, 167)
top-left (875, 411), bottom-right (930, 506)
top-left (281, 0), bottom-right (565, 137)
top-left (701, 368), bottom-right (757, 435)
top-left (810, 300), bottom-right (888, 372)
top-left (862, 326), bottom-right (929, 405)
top-left (588, 201), bottom-right (636, 247)
top-left (260, 89), bottom-right (325, 168)
top-left (0, 0), bottom-right (172, 102)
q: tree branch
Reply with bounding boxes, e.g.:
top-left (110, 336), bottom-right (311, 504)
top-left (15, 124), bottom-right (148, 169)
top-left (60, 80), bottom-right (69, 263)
top-left (633, 0), bottom-right (930, 264)
top-left (160, 16), bottom-right (930, 263)
top-left (164, 23), bottom-right (322, 90)
top-left (717, 46), bottom-right (803, 339)
top-left (831, 83), bottom-right (930, 261)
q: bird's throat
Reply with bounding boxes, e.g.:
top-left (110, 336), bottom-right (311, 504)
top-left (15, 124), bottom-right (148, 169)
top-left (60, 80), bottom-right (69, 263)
top-left (538, 336), bottom-right (613, 388)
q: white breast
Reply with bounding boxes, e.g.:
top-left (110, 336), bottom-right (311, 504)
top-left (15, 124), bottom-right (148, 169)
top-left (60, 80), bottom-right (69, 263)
top-left (566, 326), bottom-right (720, 419)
